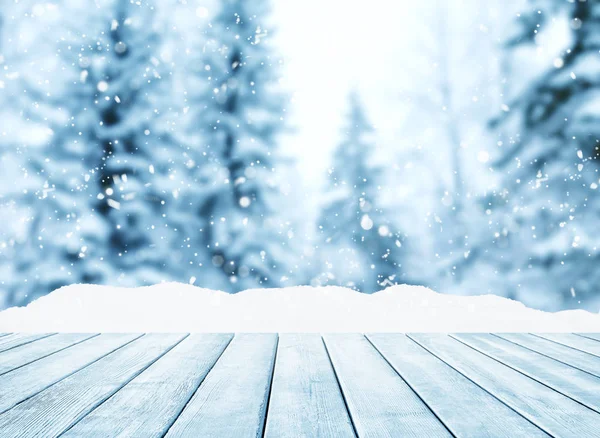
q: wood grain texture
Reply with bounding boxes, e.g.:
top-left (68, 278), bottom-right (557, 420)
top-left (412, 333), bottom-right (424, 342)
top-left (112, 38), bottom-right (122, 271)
top-left (496, 333), bottom-right (600, 378)
top-left (263, 334), bottom-right (356, 438)
top-left (453, 333), bottom-right (600, 412)
top-left (0, 333), bottom-right (140, 414)
top-left (323, 334), bottom-right (451, 438)
top-left (165, 333), bottom-right (278, 438)
top-left (367, 333), bottom-right (548, 438)
top-left (0, 333), bottom-right (185, 438)
top-left (578, 333), bottom-right (600, 342)
top-left (0, 333), bottom-right (54, 353)
top-left (0, 333), bottom-right (97, 376)
top-left (409, 334), bottom-right (600, 438)
top-left (0, 332), bottom-right (597, 436)
top-left (534, 333), bottom-right (600, 357)
top-left (62, 334), bottom-right (232, 438)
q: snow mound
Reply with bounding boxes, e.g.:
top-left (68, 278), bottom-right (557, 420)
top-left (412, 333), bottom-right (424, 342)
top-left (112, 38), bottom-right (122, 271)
top-left (0, 283), bottom-right (599, 332)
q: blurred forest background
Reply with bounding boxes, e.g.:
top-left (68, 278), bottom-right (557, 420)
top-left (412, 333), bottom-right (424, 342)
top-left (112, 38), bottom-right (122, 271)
top-left (1, 0), bottom-right (599, 312)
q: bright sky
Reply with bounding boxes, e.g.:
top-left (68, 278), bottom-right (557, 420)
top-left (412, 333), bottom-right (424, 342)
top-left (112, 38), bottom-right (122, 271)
top-left (273, 0), bottom-right (418, 186)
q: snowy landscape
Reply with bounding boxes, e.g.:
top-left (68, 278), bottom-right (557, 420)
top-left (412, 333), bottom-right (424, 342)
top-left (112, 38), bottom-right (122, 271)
top-left (1, 0), bottom-right (600, 315)
top-left (2, 3), bottom-right (600, 436)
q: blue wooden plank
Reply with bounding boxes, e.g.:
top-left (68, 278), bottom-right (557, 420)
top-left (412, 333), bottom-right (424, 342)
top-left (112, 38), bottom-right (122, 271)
top-left (0, 333), bottom-right (140, 414)
top-left (0, 331), bottom-right (595, 437)
top-left (0, 334), bottom-right (186, 438)
top-left (165, 333), bottom-right (278, 438)
top-left (454, 333), bottom-right (600, 413)
top-left (0, 333), bottom-right (54, 353)
top-left (324, 334), bottom-right (451, 437)
top-left (264, 334), bottom-right (355, 438)
top-left (62, 334), bottom-right (232, 438)
top-left (578, 333), bottom-right (600, 342)
top-left (0, 333), bottom-right (98, 376)
top-left (410, 334), bottom-right (600, 438)
top-left (368, 333), bottom-right (549, 437)
top-left (535, 333), bottom-right (600, 357)
top-left (497, 333), bottom-right (600, 378)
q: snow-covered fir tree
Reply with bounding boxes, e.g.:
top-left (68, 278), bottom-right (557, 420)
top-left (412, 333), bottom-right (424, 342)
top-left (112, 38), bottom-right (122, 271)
top-left (317, 92), bottom-right (408, 292)
top-left (0, 7), bottom-right (16, 305)
top-left (487, 0), bottom-right (600, 310)
top-left (1, 0), bottom-right (185, 304)
top-left (89, 0), bottom-right (186, 286)
top-left (0, 1), bottom-right (106, 305)
top-left (183, 0), bottom-right (293, 291)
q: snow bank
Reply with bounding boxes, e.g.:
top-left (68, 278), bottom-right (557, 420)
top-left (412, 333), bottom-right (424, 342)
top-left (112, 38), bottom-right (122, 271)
top-left (1, 283), bottom-right (599, 332)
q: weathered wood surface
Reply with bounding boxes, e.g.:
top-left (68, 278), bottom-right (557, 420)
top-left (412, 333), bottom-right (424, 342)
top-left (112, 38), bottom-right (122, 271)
top-left (535, 333), bottom-right (600, 357)
top-left (0, 333), bottom-right (598, 437)
top-left (264, 334), bottom-right (355, 438)
top-left (410, 334), bottom-right (600, 437)
top-left (0, 333), bottom-right (141, 415)
top-left (63, 334), bottom-right (232, 438)
top-left (496, 333), bottom-right (600, 378)
top-left (367, 333), bottom-right (549, 437)
top-left (0, 333), bottom-right (97, 376)
top-left (453, 333), bottom-right (600, 413)
top-left (579, 333), bottom-right (600, 342)
top-left (0, 334), bottom-right (185, 438)
top-left (0, 333), bottom-right (54, 354)
top-left (323, 334), bottom-right (452, 437)
top-left (164, 333), bottom-right (278, 438)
